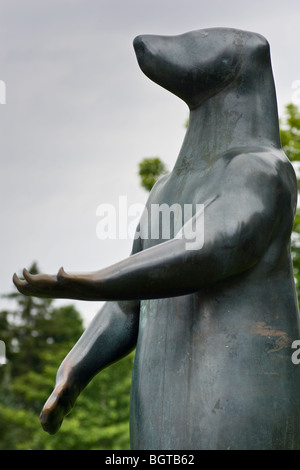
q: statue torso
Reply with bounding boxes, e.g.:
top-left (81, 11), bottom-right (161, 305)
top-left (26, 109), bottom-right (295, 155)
top-left (130, 149), bottom-right (300, 450)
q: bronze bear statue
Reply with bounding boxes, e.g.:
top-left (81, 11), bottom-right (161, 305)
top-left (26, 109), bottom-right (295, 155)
top-left (14, 27), bottom-right (300, 450)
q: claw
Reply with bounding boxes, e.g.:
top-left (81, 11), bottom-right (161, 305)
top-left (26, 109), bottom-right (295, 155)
top-left (57, 266), bottom-right (66, 280)
top-left (12, 272), bottom-right (26, 288)
top-left (23, 268), bottom-right (34, 282)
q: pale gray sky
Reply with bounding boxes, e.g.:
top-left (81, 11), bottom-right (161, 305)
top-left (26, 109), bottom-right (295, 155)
top-left (1, 0), bottom-right (300, 323)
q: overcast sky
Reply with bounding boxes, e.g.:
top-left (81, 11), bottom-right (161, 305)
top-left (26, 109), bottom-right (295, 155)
top-left (1, 0), bottom-right (300, 324)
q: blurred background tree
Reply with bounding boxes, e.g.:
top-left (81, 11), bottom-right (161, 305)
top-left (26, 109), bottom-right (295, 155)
top-left (280, 103), bottom-right (300, 162)
top-left (280, 103), bottom-right (300, 301)
top-left (0, 262), bottom-right (133, 450)
top-left (138, 157), bottom-right (168, 191)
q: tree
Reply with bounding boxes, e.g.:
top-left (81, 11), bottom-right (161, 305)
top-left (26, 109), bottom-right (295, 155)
top-left (280, 103), bottom-right (300, 163)
top-left (138, 157), bottom-right (168, 191)
top-left (280, 104), bottom-right (300, 301)
top-left (0, 262), bottom-right (134, 449)
top-left (0, 262), bottom-right (84, 449)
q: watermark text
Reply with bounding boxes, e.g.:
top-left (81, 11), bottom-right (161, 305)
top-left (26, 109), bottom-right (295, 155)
top-left (96, 196), bottom-right (205, 251)
top-left (0, 80), bottom-right (6, 104)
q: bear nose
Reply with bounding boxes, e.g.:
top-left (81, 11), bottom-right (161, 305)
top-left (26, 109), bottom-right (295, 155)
top-left (133, 35), bottom-right (147, 58)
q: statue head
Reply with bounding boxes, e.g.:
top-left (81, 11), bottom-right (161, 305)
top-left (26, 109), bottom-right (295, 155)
top-left (133, 28), bottom-right (270, 110)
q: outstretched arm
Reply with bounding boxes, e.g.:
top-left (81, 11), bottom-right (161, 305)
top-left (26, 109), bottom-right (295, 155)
top-left (13, 153), bottom-right (291, 302)
top-left (12, 205), bottom-right (268, 300)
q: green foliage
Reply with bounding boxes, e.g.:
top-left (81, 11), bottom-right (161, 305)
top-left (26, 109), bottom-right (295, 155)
top-left (0, 262), bottom-right (133, 450)
top-left (138, 157), bottom-right (168, 191)
top-left (280, 104), bottom-right (300, 301)
top-left (280, 103), bottom-right (300, 163)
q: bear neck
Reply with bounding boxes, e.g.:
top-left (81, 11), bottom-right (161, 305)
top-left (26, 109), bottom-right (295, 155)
top-left (173, 65), bottom-right (281, 173)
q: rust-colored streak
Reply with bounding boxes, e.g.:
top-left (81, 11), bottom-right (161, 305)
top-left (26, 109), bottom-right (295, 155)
top-left (249, 321), bottom-right (292, 352)
top-left (249, 321), bottom-right (286, 337)
top-left (269, 335), bottom-right (291, 353)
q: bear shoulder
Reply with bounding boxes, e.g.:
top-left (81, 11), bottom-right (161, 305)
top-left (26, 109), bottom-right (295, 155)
top-left (222, 148), bottom-right (297, 200)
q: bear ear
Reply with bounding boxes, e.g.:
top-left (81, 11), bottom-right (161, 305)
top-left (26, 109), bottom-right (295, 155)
top-left (243, 32), bottom-right (271, 66)
top-left (254, 37), bottom-right (271, 65)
